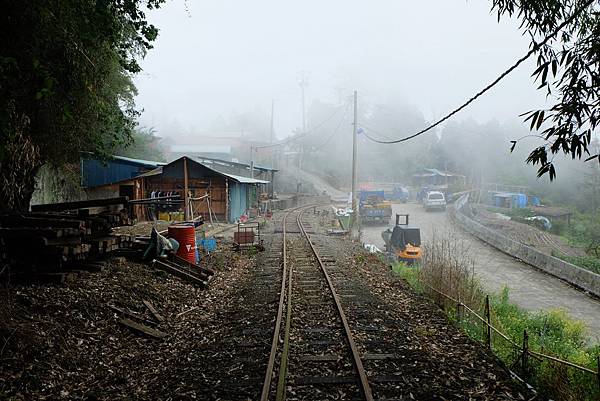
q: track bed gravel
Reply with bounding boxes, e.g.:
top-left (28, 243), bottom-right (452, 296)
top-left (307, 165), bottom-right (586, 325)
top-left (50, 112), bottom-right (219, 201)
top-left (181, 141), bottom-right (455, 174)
top-left (1, 208), bottom-right (531, 400)
top-left (293, 208), bottom-right (530, 400)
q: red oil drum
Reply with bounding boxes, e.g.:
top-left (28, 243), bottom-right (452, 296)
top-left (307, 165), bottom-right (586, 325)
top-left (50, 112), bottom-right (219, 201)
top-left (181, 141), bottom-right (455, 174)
top-left (168, 224), bottom-right (196, 264)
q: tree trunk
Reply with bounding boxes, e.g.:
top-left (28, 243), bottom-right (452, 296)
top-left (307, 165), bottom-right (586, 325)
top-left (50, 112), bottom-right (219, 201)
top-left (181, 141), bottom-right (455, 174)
top-left (0, 114), bottom-right (41, 212)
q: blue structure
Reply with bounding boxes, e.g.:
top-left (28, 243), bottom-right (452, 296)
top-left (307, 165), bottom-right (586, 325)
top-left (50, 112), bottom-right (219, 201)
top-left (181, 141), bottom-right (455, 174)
top-left (359, 190), bottom-right (385, 203)
top-left (385, 186), bottom-right (409, 202)
top-left (228, 181), bottom-right (249, 223)
top-left (492, 192), bottom-right (528, 209)
top-left (81, 154), bottom-right (163, 188)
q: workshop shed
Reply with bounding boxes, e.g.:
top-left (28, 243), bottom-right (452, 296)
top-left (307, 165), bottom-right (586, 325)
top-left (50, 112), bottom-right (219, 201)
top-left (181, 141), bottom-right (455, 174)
top-left (135, 157), bottom-right (269, 223)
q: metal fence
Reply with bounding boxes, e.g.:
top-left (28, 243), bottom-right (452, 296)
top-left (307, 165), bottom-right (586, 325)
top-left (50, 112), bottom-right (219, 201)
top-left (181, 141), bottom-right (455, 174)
top-left (420, 281), bottom-right (600, 394)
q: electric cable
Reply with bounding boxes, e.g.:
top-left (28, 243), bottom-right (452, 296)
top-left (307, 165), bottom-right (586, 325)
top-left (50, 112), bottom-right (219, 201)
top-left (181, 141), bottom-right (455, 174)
top-left (314, 102), bottom-right (352, 148)
top-left (359, 0), bottom-right (596, 145)
top-left (254, 100), bottom-right (349, 150)
top-left (358, 124), bottom-right (397, 142)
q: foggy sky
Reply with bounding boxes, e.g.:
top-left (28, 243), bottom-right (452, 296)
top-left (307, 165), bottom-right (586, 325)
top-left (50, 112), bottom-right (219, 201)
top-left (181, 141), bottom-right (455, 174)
top-left (134, 0), bottom-right (549, 141)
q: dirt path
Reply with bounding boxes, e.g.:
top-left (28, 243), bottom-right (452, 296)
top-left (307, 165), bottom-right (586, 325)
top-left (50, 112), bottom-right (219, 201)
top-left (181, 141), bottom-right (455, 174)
top-left (361, 202), bottom-right (600, 343)
top-left (298, 169), bottom-right (348, 202)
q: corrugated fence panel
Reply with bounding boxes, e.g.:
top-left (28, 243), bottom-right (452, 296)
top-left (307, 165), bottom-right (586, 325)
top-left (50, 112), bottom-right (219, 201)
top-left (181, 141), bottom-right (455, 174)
top-left (82, 159), bottom-right (141, 188)
top-left (228, 183), bottom-right (248, 223)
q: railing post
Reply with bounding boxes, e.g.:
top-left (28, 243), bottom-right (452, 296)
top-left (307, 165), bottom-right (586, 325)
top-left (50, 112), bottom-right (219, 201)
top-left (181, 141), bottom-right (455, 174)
top-left (597, 355), bottom-right (600, 392)
top-left (485, 295), bottom-right (492, 349)
top-left (521, 330), bottom-right (529, 375)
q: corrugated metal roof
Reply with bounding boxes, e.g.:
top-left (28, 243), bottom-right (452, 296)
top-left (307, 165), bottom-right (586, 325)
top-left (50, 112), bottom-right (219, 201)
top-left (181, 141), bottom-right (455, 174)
top-left (81, 156), bottom-right (163, 188)
top-left (111, 155), bottom-right (165, 168)
top-left (137, 166), bottom-right (163, 178)
top-left (221, 172), bottom-right (270, 184)
top-left (196, 156), bottom-right (278, 172)
top-left (415, 168), bottom-right (464, 178)
top-left (135, 157), bottom-right (270, 185)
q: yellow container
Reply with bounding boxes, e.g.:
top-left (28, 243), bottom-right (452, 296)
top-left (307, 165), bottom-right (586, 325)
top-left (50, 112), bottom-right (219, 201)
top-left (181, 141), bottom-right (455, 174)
top-left (158, 211), bottom-right (184, 221)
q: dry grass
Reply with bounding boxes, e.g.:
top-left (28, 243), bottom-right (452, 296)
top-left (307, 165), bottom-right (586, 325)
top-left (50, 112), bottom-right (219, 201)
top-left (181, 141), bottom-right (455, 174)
top-left (419, 229), bottom-right (485, 312)
top-left (395, 229), bottom-right (600, 401)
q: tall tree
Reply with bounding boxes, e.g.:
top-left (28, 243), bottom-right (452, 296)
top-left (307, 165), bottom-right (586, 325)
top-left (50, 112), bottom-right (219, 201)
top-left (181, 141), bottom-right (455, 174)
top-left (493, 0), bottom-right (600, 179)
top-left (0, 0), bottom-right (164, 210)
top-left (115, 127), bottom-right (166, 162)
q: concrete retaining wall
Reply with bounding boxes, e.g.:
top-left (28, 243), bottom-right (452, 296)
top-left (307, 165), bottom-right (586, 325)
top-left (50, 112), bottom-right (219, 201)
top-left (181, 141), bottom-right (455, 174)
top-left (450, 195), bottom-right (600, 297)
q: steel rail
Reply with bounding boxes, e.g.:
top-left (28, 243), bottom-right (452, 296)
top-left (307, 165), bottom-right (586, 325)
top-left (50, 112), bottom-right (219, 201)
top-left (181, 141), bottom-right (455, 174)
top-left (296, 207), bottom-right (375, 401)
top-left (260, 207), bottom-right (297, 401)
top-left (275, 219), bottom-right (295, 400)
top-left (275, 205), bottom-right (320, 400)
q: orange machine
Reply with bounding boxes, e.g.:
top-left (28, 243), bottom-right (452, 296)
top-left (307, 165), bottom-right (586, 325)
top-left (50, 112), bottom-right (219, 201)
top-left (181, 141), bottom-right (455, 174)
top-left (381, 214), bottom-right (422, 264)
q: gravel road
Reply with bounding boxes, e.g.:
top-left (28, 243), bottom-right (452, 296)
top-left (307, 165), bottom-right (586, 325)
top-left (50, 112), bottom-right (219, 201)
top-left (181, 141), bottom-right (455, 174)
top-left (360, 202), bottom-right (600, 343)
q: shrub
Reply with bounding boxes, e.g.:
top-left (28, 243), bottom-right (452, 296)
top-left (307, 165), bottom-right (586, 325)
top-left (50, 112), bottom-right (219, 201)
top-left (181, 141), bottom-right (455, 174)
top-left (391, 230), bottom-right (600, 401)
top-left (418, 230), bottom-right (484, 311)
top-left (391, 261), bottom-right (421, 292)
top-left (552, 252), bottom-right (600, 275)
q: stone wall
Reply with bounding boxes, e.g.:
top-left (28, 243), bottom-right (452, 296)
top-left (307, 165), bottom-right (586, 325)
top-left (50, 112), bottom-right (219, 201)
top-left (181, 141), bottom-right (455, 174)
top-left (450, 195), bottom-right (600, 297)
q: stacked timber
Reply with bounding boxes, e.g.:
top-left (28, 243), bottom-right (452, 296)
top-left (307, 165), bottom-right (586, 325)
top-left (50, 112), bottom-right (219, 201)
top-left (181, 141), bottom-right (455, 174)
top-left (0, 197), bottom-right (135, 274)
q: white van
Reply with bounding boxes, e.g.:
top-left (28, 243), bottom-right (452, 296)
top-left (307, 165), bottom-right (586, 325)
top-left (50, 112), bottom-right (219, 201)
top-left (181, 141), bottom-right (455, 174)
top-left (423, 191), bottom-right (446, 211)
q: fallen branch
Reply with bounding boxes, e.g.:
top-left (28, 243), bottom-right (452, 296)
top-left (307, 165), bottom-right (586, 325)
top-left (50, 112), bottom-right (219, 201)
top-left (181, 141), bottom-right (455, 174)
top-left (152, 259), bottom-right (207, 287)
top-left (108, 304), bottom-right (158, 326)
top-left (176, 307), bottom-right (199, 318)
top-left (143, 300), bottom-right (165, 323)
top-left (118, 318), bottom-right (166, 339)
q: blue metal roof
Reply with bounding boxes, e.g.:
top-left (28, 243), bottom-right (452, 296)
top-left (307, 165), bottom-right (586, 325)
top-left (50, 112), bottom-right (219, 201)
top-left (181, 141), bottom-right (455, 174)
top-left (81, 155), bottom-right (164, 188)
top-left (110, 155), bottom-right (164, 168)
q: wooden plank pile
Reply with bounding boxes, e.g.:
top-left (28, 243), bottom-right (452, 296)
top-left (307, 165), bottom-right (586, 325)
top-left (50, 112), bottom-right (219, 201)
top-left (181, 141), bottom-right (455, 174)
top-left (108, 301), bottom-right (168, 340)
top-left (152, 255), bottom-right (215, 288)
top-left (0, 197), bottom-right (135, 274)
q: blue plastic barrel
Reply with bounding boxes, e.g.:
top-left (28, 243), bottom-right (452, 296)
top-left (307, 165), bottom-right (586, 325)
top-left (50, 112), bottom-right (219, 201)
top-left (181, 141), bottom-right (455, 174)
top-left (199, 238), bottom-right (217, 253)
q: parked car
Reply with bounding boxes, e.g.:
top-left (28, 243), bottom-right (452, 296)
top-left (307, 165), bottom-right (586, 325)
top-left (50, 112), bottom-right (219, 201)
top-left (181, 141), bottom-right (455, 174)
top-left (423, 191), bottom-right (446, 211)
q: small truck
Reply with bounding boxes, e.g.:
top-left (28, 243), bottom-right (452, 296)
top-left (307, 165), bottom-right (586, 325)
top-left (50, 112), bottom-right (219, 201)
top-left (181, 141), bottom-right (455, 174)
top-left (359, 190), bottom-right (392, 224)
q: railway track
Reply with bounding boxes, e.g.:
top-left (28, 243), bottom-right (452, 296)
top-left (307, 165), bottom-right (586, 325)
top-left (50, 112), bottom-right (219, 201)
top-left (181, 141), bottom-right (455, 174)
top-left (204, 205), bottom-right (523, 400)
top-left (261, 205), bottom-right (376, 401)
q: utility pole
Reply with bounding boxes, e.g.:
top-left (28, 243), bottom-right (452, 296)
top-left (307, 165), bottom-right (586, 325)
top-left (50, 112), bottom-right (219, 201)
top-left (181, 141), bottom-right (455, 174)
top-left (183, 157), bottom-right (190, 221)
top-left (270, 99), bottom-right (275, 144)
top-left (250, 145), bottom-right (255, 179)
top-left (298, 71), bottom-right (308, 133)
top-left (269, 99), bottom-right (275, 198)
top-left (297, 72), bottom-right (309, 194)
top-left (351, 90), bottom-right (358, 231)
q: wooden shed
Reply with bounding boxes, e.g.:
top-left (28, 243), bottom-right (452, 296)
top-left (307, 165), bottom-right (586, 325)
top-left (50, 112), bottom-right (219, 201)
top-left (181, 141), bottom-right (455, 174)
top-left (135, 157), bottom-right (269, 223)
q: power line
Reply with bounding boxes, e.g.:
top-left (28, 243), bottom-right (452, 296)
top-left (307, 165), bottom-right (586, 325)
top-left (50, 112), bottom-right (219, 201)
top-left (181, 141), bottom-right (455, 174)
top-left (360, 0), bottom-right (596, 145)
top-left (358, 124), bottom-right (396, 141)
top-left (254, 101), bottom-right (348, 150)
top-left (360, 128), bottom-right (393, 144)
top-left (314, 102), bottom-right (351, 148)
